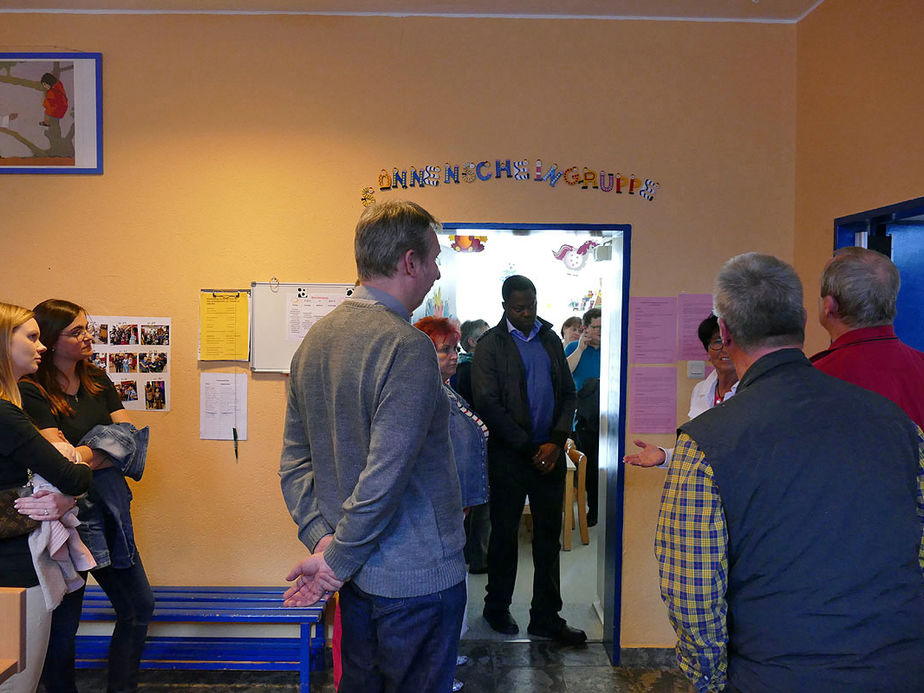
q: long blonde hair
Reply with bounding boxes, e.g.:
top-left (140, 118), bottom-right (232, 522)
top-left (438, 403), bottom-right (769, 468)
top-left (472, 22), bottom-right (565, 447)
top-left (0, 302), bottom-right (35, 408)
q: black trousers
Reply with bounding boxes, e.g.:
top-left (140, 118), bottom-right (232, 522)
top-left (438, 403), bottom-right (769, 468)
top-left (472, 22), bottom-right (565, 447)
top-left (484, 445), bottom-right (565, 626)
top-left (42, 555), bottom-right (155, 693)
top-left (574, 425), bottom-right (600, 523)
top-left (464, 502), bottom-right (490, 571)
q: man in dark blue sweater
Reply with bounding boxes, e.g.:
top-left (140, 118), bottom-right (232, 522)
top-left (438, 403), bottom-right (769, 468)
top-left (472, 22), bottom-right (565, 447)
top-left (656, 252), bottom-right (924, 692)
top-left (472, 275), bottom-right (584, 644)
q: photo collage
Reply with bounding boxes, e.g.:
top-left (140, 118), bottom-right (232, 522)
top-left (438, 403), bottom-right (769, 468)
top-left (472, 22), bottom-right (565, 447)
top-left (88, 315), bottom-right (171, 411)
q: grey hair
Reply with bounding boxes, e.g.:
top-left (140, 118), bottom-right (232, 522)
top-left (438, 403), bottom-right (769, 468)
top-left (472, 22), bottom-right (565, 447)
top-left (460, 319), bottom-right (488, 353)
top-left (821, 246), bottom-right (899, 328)
top-left (354, 200), bottom-right (440, 280)
top-left (713, 252), bottom-right (805, 351)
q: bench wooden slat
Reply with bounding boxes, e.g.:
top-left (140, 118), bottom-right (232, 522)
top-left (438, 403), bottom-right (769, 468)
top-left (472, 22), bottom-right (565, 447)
top-left (83, 586), bottom-right (296, 602)
top-left (77, 635), bottom-right (303, 666)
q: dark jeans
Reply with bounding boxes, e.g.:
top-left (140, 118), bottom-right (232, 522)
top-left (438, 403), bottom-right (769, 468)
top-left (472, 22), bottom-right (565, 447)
top-left (483, 445), bottom-right (565, 626)
top-left (574, 425), bottom-right (600, 523)
top-left (463, 502), bottom-right (490, 571)
top-left (42, 555), bottom-right (155, 693)
top-left (338, 579), bottom-right (466, 693)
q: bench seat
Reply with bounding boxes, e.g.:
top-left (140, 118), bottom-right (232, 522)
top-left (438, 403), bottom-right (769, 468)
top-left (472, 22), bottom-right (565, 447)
top-left (76, 585), bottom-right (326, 692)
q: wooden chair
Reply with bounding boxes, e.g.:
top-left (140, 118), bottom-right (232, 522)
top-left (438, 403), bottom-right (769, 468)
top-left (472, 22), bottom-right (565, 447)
top-left (563, 438), bottom-right (590, 550)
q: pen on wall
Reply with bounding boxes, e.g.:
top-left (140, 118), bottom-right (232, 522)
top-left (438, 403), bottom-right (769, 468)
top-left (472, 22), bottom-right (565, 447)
top-left (232, 427), bottom-right (239, 462)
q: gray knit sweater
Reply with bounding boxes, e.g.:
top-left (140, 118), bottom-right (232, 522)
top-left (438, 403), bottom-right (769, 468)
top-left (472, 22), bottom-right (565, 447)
top-left (280, 287), bottom-right (466, 598)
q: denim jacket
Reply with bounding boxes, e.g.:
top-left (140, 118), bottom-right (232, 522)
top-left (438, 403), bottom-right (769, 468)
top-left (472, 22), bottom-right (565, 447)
top-left (76, 423), bottom-right (148, 569)
top-left (80, 423), bottom-right (149, 481)
top-left (445, 385), bottom-right (489, 508)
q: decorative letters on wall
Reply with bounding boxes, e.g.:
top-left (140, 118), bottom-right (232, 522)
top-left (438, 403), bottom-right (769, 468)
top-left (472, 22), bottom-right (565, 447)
top-left (361, 157), bottom-right (660, 206)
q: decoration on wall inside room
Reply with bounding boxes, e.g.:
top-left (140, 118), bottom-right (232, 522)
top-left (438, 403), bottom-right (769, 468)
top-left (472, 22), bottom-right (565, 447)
top-left (552, 240), bottom-right (598, 272)
top-left (361, 158), bottom-right (659, 205)
top-left (569, 290), bottom-right (601, 314)
top-left (449, 235), bottom-right (487, 253)
top-left (0, 52), bottom-right (102, 174)
top-left (89, 314), bottom-right (171, 411)
top-left (421, 287), bottom-right (449, 319)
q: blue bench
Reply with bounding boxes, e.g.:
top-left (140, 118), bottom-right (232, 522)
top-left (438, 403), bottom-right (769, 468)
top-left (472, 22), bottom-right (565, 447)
top-left (75, 585), bottom-right (327, 692)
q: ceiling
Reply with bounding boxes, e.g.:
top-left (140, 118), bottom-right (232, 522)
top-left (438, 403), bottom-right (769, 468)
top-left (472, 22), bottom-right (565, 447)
top-left (0, 0), bottom-right (825, 23)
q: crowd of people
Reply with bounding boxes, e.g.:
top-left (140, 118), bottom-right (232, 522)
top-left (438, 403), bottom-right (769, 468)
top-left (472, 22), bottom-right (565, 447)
top-left (109, 324), bottom-right (138, 346)
top-left (3, 199), bottom-right (923, 693)
top-left (279, 201), bottom-right (923, 693)
top-left (139, 325), bottom-right (169, 346)
top-left (138, 352), bottom-right (167, 373)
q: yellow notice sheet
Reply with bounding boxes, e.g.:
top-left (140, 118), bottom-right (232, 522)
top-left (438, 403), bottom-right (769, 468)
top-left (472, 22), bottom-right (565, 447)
top-left (199, 290), bottom-right (250, 361)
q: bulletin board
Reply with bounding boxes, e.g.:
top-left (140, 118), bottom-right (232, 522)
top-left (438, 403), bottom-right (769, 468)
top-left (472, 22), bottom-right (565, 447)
top-left (250, 281), bottom-right (354, 373)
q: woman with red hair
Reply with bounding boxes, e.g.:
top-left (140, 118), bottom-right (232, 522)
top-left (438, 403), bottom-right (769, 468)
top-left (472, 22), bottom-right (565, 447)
top-left (414, 316), bottom-right (488, 692)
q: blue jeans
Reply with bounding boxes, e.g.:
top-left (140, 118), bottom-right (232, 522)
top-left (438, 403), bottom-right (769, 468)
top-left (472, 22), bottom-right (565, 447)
top-left (338, 579), bottom-right (466, 693)
top-left (42, 555), bottom-right (155, 693)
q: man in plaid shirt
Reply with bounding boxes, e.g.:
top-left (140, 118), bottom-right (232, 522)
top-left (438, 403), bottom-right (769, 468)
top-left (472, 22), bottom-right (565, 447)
top-left (656, 252), bottom-right (924, 693)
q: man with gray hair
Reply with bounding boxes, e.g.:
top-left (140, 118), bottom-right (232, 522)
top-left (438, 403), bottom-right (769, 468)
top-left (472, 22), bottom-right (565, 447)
top-left (811, 245), bottom-right (924, 427)
top-left (280, 200), bottom-right (467, 691)
top-left (656, 252), bottom-right (924, 693)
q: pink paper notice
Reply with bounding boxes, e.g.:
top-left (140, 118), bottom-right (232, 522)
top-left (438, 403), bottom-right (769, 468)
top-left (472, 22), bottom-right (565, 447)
top-left (629, 297), bottom-right (677, 363)
top-left (629, 366), bottom-right (678, 434)
top-left (677, 293), bottom-right (715, 361)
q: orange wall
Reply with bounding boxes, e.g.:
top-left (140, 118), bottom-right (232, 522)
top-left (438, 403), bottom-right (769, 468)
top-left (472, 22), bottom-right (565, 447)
top-left (795, 0), bottom-right (924, 353)
top-left (0, 13), bottom-right (797, 646)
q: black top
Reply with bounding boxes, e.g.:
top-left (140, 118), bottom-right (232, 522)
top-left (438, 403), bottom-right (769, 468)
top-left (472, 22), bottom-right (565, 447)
top-left (471, 315), bottom-right (576, 457)
top-left (20, 370), bottom-right (122, 445)
top-left (0, 399), bottom-right (92, 587)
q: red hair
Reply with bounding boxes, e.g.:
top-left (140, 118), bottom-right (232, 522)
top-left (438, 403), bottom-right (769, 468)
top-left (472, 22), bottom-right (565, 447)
top-left (414, 316), bottom-right (461, 347)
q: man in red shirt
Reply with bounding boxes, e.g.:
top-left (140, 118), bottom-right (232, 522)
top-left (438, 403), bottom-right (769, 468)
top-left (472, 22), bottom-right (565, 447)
top-left (811, 246), bottom-right (924, 428)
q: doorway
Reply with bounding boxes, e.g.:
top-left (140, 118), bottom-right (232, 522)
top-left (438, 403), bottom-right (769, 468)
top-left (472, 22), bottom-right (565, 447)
top-left (413, 222), bottom-right (631, 659)
top-left (834, 195), bottom-right (924, 350)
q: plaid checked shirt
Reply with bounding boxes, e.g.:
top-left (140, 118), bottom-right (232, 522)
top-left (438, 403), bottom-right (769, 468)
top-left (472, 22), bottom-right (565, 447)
top-left (655, 428), bottom-right (924, 693)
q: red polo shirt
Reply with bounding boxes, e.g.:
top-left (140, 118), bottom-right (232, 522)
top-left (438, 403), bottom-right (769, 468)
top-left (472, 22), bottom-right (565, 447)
top-left (811, 325), bottom-right (924, 429)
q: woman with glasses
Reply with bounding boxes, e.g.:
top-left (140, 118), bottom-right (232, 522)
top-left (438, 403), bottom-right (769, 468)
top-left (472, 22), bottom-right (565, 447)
top-left (414, 316), bottom-right (488, 692)
top-left (19, 299), bottom-right (154, 693)
top-left (0, 302), bottom-right (91, 693)
top-left (624, 314), bottom-right (739, 468)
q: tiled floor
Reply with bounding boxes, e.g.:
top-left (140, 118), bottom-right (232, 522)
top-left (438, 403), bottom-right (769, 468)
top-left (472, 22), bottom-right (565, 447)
top-left (464, 516), bottom-right (604, 642)
top-left (73, 514), bottom-right (687, 691)
top-left (74, 642), bottom-right (694, 692)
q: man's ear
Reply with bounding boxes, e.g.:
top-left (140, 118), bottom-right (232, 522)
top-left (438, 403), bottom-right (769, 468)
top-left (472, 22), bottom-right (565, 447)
top-left (718, 318), bottom-right (732, 348)
top-left (820, 295), bottom-right (839, 321)
top-left (399, 248), bottom-right (418, 277)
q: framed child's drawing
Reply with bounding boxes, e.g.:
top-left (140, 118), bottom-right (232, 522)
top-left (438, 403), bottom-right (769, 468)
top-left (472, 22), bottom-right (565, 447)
top-left (0, 52), bottom-right (102, 174)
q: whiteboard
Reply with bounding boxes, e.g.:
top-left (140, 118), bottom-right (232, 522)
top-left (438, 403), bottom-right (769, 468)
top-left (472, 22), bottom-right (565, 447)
top-left (250, 281), bottom-right (354, 373)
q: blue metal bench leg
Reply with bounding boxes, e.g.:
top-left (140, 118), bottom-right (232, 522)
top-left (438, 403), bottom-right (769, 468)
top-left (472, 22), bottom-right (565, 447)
top-left (299, 622), bottom-right (311, 693)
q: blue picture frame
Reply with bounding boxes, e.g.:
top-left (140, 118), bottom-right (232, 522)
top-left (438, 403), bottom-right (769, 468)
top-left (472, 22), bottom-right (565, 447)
top-left (0, 52), bottom-right (102, 174)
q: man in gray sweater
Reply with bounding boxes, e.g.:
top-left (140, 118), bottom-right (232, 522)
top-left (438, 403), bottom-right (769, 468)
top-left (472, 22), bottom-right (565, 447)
top-left (280, 200), bottom-right (467, 692)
